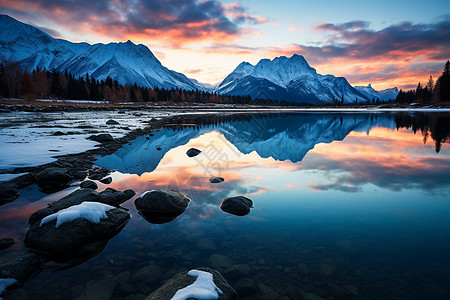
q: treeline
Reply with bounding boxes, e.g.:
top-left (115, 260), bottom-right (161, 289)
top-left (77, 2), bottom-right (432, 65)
top-left (396, 61), bottom-right (450, 104)
top-left (395, 112), bottom-right (450, 152)
top-left (0, 61), bottom-right (302, 106)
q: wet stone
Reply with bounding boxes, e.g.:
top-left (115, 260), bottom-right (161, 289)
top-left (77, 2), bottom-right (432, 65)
top-left (100, 177), bottom-right (112, 184)
top-left (186, 148), bottom-right (201, 157)
top-left (80, 180), bottom-right (98, 190)
top-left (210, 254), bottom-right (233, 271)
top-left (0, 182), bottom-right (20, 205)
top-left (209, 176), bottom-right (225, 183)
top-left (0, 238), bottom-right (14, 250)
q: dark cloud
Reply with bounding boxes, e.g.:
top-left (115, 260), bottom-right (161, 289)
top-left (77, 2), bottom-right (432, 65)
top-left (297, 19), bottom-right (450, 63)
top-left (0, 0), bottom-right (265, 42)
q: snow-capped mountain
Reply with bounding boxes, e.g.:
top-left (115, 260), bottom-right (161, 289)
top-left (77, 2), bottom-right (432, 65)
top-left (0, 15), bottom-right (203, 90)
top-left (216, 54), bottom-right (368, 104)
top-left (354, 84), bottom-right (399, 101)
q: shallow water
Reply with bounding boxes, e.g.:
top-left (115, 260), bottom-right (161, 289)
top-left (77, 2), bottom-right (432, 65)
top-left (1, 112), bottom-right (450, 299)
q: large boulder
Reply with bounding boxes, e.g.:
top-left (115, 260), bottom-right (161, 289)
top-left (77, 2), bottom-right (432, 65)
top-left (25, 203), bottom-right (130, 255)
top-left (146, 268), bottom-right (236, 300)
top-left (186, 148), bottom-right (201, 157)
top-left (220, 196), bottom-right (253, 216)
top-left (135, 190), bottom-right (190, 216)
top-left (88, 167), bottom-right (110, 180)
top-left (29, 188), bottom-right (135, 225)
top-left (106, 119), bottom-right (120, 125)
top-left (0, 182), bottom-right (20, 205)
top-left (35, 167), bottom-right (72, 190)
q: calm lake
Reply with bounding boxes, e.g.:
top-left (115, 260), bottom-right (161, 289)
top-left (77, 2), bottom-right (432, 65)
top-left (1, 112), bottom-right (450, 300)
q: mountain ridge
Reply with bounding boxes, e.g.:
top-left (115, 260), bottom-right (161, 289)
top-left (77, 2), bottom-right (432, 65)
top-left (0, 14), bottom-right (204, 91)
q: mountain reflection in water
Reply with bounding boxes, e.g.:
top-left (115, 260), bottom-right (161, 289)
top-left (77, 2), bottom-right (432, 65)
top-left (1, 112), bottom-right (450, 300)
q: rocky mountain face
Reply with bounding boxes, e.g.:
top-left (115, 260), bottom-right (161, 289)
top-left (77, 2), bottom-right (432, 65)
top-left (0, 15), bottom-right (203, 90)
top-left (216, 55), bottom-right (369, 104)
top-left (354, 84), bottom-right (399, 101)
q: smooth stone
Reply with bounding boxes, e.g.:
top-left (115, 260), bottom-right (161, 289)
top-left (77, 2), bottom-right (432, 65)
top-left (0, 238), bottom-right (14, 250)
top-left (223, 264), bottom-right (251, 280)
top-left (75, 275), bottom-right (118, 300)
top-left (25, 207), bottom-right (130, 255)
top-left (35, 167), bottom-right (72, 188)
top-left (135, 190), bottom-right (190, 215)
top-left (87, 134), bottom-right (114, 143)
top-left (210, 254), bottom-right (233, 270)
top-left (0, 182), bottom-right (20, 205)
top-left (79, 180), bottom-right (98, 190)
top-left (220, 196), bottom-right (253, 216)
top-left (209, 176), bottom-right (225, 183)
top-left (131, 264), bottom-right (162, 284)
top-left (186, 148), bottom-right (201, 157)
top-left (146, 267), bottom-right (236, 300)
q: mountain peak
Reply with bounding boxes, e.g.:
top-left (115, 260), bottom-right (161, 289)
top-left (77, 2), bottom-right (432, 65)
top-left (367, 83), bottom-right (372, 88)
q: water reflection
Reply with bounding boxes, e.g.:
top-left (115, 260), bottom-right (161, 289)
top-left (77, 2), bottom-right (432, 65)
top-left (1, 112), bottom-right (450, 300)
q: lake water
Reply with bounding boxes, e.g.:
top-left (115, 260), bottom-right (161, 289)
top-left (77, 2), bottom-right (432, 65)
top-left (1, 112), bottom-right (450, 300)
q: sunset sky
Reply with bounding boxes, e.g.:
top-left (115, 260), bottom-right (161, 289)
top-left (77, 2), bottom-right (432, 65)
top-left (1, 0), bottom-right (449, 90)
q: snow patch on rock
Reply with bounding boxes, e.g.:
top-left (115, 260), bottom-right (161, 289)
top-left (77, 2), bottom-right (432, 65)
top-left (0, 278), bottom-right (17, 299)
top-left (171, 269), bottom-right (223, 300)
top-left (40, 201), bottom-right (115, 228)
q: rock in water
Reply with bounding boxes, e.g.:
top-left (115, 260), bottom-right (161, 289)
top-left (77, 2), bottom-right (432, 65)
top-left (99, 177), bottom-right (112, 184)
top-left (35, 167), bottom-right (72, 190)
top-left (146, 268), bottom-right (236, 300)
top-left (135, 190), bottom-right (190, 215)
top-left (0, 182), bottom-right (20, 205)
top-left (209, 176), bottom-right (225, 183)
top-left (220, 196), bottom-right (253, 216)
top-left (87, 134), bottom-right (114, 143)
top-left (25, 204), bottom-right (130, 255)
top-left (28, 188), bottom-right (135, 225)
top-left (106, 119), bottom-right (120, 125)
top-left (79, 180), bottom-right (98, 190)
top-left (186, 148), bottom-right (201, 157)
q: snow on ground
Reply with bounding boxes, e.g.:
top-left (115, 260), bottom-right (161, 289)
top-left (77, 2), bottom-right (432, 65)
top-left (0, 278), bottom-right (17, 299)
top-left (0, 110), bottom-right (187, 170)
top-left (171, 270), bottom-right (222, 300)
top-left (40, 201), bottom-right (115, 228)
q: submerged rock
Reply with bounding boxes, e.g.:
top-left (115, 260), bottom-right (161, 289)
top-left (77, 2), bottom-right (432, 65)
top-left (35, 167), bottom-right (72, 190)
top-left (135, 190), bottom-right (190, 216)
top-left (79, 180), bottom-right (98, 190)
top-left (87, 134), bottom-right (114, 143)
top-left (29, 188), bottom-right (135, 225)
top-left (186, 148), bottom-right (201, 157)
top-left (0, 238), bottom-right (14, 250)
top-left (25, 203), bottom-right (130, 255)
top-left (220, 196), bottom-right (253, 216)
top-left (146, 267), bottom-right (236, 300)
top-left (0, 182), bottom-right (20, 205)
top-left (0, 251), bottom-right (42, 282)
top-left (209, 176), bottom-right (225, 183)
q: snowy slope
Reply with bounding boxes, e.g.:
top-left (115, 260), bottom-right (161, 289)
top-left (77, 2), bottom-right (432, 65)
top-left (216, 54), bottom-right (368, 104)
top-left (0, 15), bottom-right (203, 90)
top-left (354, 84), bottom-right (399, 101)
